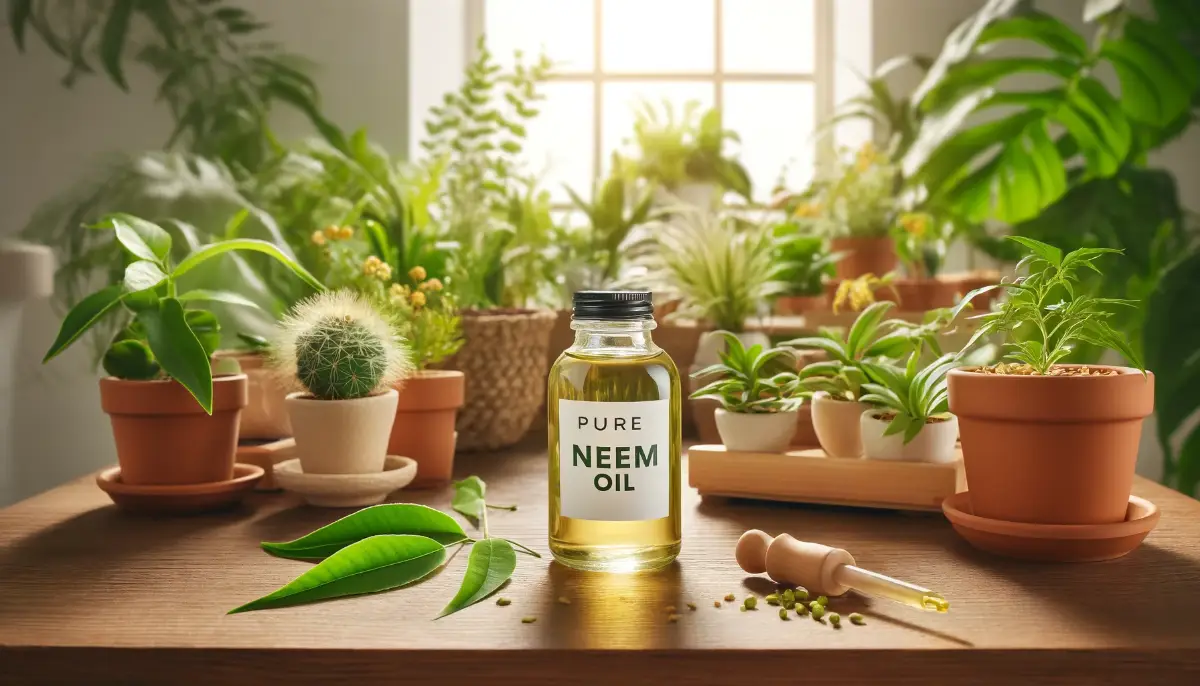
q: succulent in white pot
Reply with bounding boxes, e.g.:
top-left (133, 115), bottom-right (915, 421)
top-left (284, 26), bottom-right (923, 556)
top-left (859, 352), bottom-right (959, 463)
top-left (689, 332), bottom-right (802, 453)
top-left (274, 290), bottom-right (414, 475)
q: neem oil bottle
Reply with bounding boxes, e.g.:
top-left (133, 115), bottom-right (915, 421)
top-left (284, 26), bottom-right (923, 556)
top-left (547, 291), bottom-right (682, 572)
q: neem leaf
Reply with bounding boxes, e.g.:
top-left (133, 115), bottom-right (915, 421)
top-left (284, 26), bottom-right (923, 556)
top-left (452, 476), bottom-right (487, 523)
top-left (438, 538), bottom-right (516, 619)
top-left (230, 535), bottom-right (446, 614)
top-left (262, 504), bottom-right (469, 560)
top-left (42, 284), bottom-right (127, 363)
top-left (103, 213), bottom-right (172, 264)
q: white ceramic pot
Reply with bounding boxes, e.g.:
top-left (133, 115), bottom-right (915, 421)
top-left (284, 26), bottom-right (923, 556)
top-left (811, 391), bottom-right (870, 458)
top-left (693, 330), bottom-right (770, 369)
top-left (861, 411), bottom-right (959, 463)
top-left (285, 389), bottom-right (399, 474)
top-left (714, 408), bottom-right (798, 453)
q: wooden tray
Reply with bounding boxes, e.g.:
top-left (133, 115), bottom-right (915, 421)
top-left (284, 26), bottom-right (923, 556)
top-left (687, 444), bottom-right (966, 512)
top-left (236, 437), bottom-right (295, 491)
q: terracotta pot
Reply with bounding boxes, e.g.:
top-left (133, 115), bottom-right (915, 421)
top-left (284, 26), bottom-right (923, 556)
top-left (388, 370), bottom-right (465, 488)
top-left (860, 411), bottom-right (959, 463)
top-left (285, 389), bottom-right (399, 474)
top-left (953, 271), bottom-right (1003, 311)
top-left (810, 392), bottom-right (869, 458)
top-left (831, 236), bottom-right (898, 280)
top-left (774, 294), bottom-right (828, 315)
top-left (99, 374), bottom-right (248, 486)
top-left (213, 350), bottom-right (292, 439)
top-left (891, 278), bottom-right (960, 312)
top-left (715, 408), bottom-right (798, 452)
top-left (948, 366), bottom-right (1154, 525)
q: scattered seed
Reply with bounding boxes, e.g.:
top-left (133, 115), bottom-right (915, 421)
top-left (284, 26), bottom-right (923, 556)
top-left (794, 587), bottom-right (809, 601)
top-left (795, 603), bottom-right (809, 616)
top-left (849, 613), bottom-right (866, 626)
top-left (778, 608), bottom-right (790, 620)
top-left (521, 616), bottom-right (537, 624)
top-left (829, 612), bottom-right (841, 627)
top-left (766, 593), bottom-right (780, 606)
top-left (810, 603), bottom-right (826, 620)
top-left (782, 589), bottom-right (795, 605)
top-left (783, 599), bottom-right (795, 611)
top-left (724, 593), bottom-right (736, 602)
top-left (743, 596), bottom-right (757, 610)
top-left (687, 602), bottom-right (697, 611)
top-left (816, 595), bottom-right (828, 607)
top-left (714, 601), bottom-right (722, 608)
top-left (740, 606), bottom-right (747, 612)
top-left (496, 597), bottom-right (511, 606)
top-left (667, 613), bottom-right (681, 623)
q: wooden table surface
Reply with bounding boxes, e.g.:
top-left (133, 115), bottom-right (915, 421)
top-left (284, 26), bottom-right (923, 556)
top-left (2, 437), bottom-right (1199, 685)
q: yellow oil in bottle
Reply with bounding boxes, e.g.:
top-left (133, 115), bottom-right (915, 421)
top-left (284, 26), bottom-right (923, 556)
top-left (547, 292), bottom-right (681, 572)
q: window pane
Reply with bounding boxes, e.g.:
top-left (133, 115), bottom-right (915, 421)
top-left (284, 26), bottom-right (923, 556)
top-left (722, 82), bottom-right (815, 201)
top-left (723, 0), bottom-right (815, 74)
top-left (602, 0), bottom-right (714, 73)
top-left (600, 81), bottom-right (715, 172)
top-left (524, 82), bottom-right (595, 202)
top-left (486, 0), bottom-right (594, 71)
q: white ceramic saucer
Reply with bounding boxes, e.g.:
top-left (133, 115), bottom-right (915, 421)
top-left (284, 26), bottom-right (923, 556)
top-left (274, 455), bottom-right (417, 507)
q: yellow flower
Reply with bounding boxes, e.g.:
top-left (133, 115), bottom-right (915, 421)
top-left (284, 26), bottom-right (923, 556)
top-left (389, 283), bottom-right (408, 299)
top-left (793, 202), bottom-right (822, 219)
top-left (420, 278), bottom-right (443, 292)
top-left (324, 225), bottom-right (340, 239)
top-left (899, 213), bottom-right (928, 238)
top-left (832, 273), bottom-right (892, 313)
top-left (855, 141), bottom-right (878, 172)
top-left (338, 226), bottom-right (354, 240)
top-left (375, 263), bottom-right (393, 281)
top-left (410, 290), bottom-right (427, 307)
top-left (310, 230), bottom-right (326, 246)
top-left (363, 255), bottom-right (383, 276)
top-left (409, 266), bottom-right (427, 282)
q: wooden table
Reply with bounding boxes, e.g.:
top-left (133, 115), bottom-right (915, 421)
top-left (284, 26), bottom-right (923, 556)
top-left (2, 438), bottom-right (1199, 685)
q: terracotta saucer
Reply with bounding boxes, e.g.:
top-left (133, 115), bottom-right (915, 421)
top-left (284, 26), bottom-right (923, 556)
top-left (96, 463), bottom-right (264, 515)
top-left (274, 455), bottom-right (417, 507)
top-left (942, 491), bottom-right (1159, 562)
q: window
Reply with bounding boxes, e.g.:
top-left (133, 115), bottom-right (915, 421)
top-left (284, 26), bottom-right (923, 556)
top-left (478, 0), bottom-right (835, 203)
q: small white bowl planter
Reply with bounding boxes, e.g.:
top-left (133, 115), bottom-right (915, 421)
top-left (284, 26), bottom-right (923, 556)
top-left (860, 411), bottom-right (959, 463)
top-left (811, 391), bottom-right (871, 458)
top-left (715, 408), bottom-right (799, 453)
top-left (285, 389), bottom-right (399, 474)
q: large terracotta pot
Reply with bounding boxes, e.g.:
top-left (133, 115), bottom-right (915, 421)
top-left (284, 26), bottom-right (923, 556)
top-left (99, 374), bottom-right (248, 486)
top-left (286, 389), bottom-right (399, 474)
top-left (891, 278), bottom-right (960, 312)
top-left (213, 350), bottom-right (291, 439)
top-left (810, 392), bottom-right (869, 458)
top-left (831, 236), bottom-right (897, 280)
top-left (948, 366), bottom-right (1154, 525)
top-left (774, 294), bottom-right (828, 316)
top-left (388, 370), bottom-right (465, 488)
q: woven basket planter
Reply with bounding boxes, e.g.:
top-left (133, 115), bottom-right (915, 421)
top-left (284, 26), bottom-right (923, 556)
top-left (451, 308), bottom-right (558, 452)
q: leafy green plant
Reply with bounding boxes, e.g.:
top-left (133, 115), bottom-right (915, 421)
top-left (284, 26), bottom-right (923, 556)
top-left (803, 143), bottom-right (902, 240)
top-left (621, 208), bottom-right (785, 331)
top-left (689, 332), bottom-right (802, 413)
top-left (771, 227), bottom-right (840, 297)
top-left (860, 352), bottom-right (957, 443)
top-left (821, 55), bottom-right (933, 160)
top-left (381, 267), bottom-right (463, 371)
top-left (41, 213), bottom-right (322, 413)
top-left (953, 236), bottom-right (1144, 375)
top-left (630, 99), bottom-right (752, 201)
top-left (232, 477), bottom-right (538, 617)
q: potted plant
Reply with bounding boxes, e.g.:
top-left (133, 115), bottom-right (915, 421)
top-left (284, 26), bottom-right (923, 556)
top-left (690, 333), bottom-right (803, 452)
top-left (859, 352), bottom-right (959, 462)
top-left (41, 213), bottom-right (323, 486)
top-left (274, 290), bottom-right (413, 475)
top-left (890, 212), bottom-right (960, 312)
top-left (384, 266), bottom-right (465, 487)
top-left (212, 333), bottom-right (293, 440)
top-left (948, 237), bottom-right (1153, 525)
top-left (630, 99), bottom-right (752, 209)
top-left (771, 225), bottom-right (840, 315)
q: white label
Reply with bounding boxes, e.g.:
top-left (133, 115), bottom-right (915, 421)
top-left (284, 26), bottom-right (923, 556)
top-left (558, 399), bottom-right (670, 521)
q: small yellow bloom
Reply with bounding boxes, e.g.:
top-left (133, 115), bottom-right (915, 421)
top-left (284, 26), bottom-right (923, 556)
top-left (338, 226), bottom-right (354, 240)
top-left (324, 225), bottom-right (340, 239)
top-left (420, 278), bottom-right (444, 292)
top-left (375, 263), bottom-right (392, 281)
top-left (855, 141), bottom-right (879, 172)
top-left (409, 266), bottom-right (427, 282)
top-left (410, 290), bottom-right (427, 307)
top-left (310, 230), bottom-right (326, 246)
top-left (389, 283), bottom-right (407, 299)
top-left (899, 213), bottom-right (928, 238)
top-left (363, 255), bottom-right (382, 276)
top-left (793, 202), bottom-right (822, 219)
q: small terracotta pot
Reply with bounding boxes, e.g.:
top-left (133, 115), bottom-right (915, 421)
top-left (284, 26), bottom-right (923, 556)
top-left (891, 278), bottom-right (960, 312)
top-left (715, 408), bottom-right (798, 453)
top-left (774, 294), bottom-right (828, 315)
top-left (213, 350), bottom-right (292, 439)
top-left (860, 411), bottom-right (959, 463)
top-left (810, 392), bottom-right (870, 458)
top-left (948, 366), bottom-right (1154, 525)
top-left (100, 374), bottom-right (248, 486)
top-left (285, 389), bottom-right (399, 475)
top-left (831, 236), bottom-right (897, 281)
top-left (388, 370), bottom-right (465, 488)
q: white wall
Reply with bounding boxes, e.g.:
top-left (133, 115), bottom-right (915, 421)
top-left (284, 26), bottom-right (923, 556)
top-left (0, 0), bottom-right (411, 505)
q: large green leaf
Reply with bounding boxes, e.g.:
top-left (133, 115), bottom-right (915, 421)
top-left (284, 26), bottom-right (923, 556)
top-left (103, 213), bottom-right (173, 264)
top-left (184, 308), bottom-right (221, 357)
top-left (438, 538), bottom-right (516, 618)
top-left (977, 11), bottom-right (1089, 59)
top-left (229, 535), bottom-right (447, 614)
top-left (123, 261), bottom-right (168, 292)
top-left (139, 298), bottom-right (213, 413)
top-left (173, 239), bottom-right (324, 291)
top-left (262, 504), bottom-right (469, 560)
top-left (911, 0), bottom-right (1024, 106)
top-left (99, 0), bottom-right (136, 90)
top-left (1101, 17), bottom-right (1200, 127)
top-left (43, 285), bottom-right (127, 362)
top-left (919, 57), bottom-right (1078, 114)
top-left (176, 289), bottom-right (260, 309)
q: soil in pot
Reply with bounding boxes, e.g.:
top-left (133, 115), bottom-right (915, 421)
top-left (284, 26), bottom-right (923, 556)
top-left (286, 389), bottom-right (399, 474)
top-left (810, 392), bottom-right (869, 458)
top-left (860, 411), bottom-right (958, 463)
top-left (388, 370), bottom-right (465, 488)
top-left (831, 236), bottom-right (897, 281)
top-left (715, 408), bottom-right (798, 453)
top-left (100, 374), bottom-right (248, 486)
top-left (212, 350), bottom-right (292, 439)
top-left (948, 365), bottom-right (1154, 525)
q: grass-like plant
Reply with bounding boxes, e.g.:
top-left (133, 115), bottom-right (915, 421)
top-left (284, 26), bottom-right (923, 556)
top-left (955, 236), bottom-right (1144, 375)
top-left (689, 332), bottom-right (802, 413)
top-left (860, 352), bottom-right (957, 443)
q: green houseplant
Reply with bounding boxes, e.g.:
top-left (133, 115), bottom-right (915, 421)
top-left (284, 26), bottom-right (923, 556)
top-left (689, 332), bottom-right (803, 452)
top-left (947, 237), bottom-right (1154, 532)
top-left (42, 213), bottom-right (322, 489)
top-left (771, 226), bottom-right (840, 315)
top-left (859, 352), bottom-right (959, 462)
top-left (630, 99), bottom-right (752, 206)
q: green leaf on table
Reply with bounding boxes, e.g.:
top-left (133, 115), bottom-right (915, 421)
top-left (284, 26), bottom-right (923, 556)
top-left (140, 298), bottom-right (214, 413)
top-left (438, 538), bottom-right (517, 619)
top-left (452, 476), bottom-right (487, 524)
top-left (173, 238), bottom-right (324, 291)
top-left (230, 535), bottom-right (447, 614)
top-left (101, 213), bottom-right (172, 264)
top-left (43, 284), bottom-right (127, 363)
top-left (99, 0), bottom-right (135, 90)
top-left (262, 504), bottom-right (469, 560)
top-left (124, 261), bottom-right (168, 292)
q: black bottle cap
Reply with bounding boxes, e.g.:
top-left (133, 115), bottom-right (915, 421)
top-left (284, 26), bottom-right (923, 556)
top-left (572, 291), bottom-right (654, 320)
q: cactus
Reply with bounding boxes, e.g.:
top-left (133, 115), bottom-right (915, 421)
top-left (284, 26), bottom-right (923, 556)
top-left (277, 290), bottom-right (413, 401)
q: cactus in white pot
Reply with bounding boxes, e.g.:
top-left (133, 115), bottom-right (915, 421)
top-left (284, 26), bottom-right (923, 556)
top-left (276, 290), bottom-right (413, 474)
